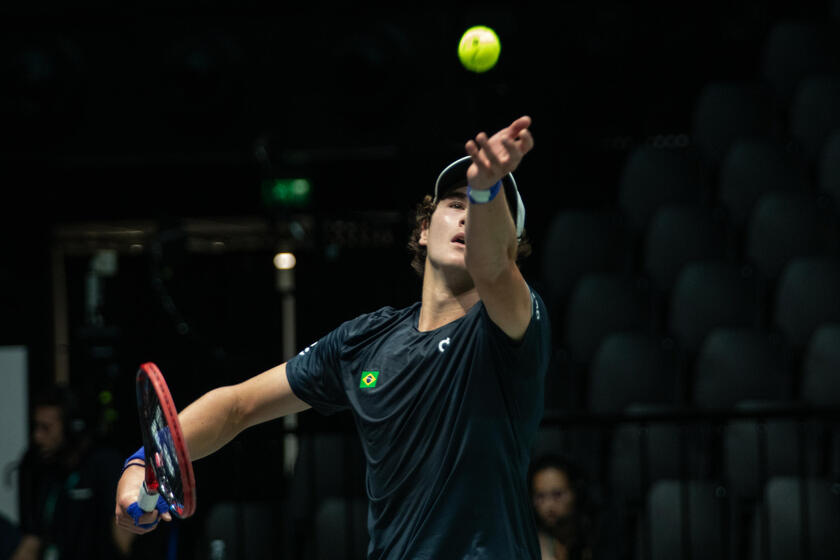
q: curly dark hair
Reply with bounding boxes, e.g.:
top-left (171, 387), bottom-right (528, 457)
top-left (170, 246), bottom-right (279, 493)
top-left (407, 193), bottom-right (532, 277)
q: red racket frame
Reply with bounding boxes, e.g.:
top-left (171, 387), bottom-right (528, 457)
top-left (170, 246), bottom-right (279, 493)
top-left (136, 362), bottom-right (196, 519)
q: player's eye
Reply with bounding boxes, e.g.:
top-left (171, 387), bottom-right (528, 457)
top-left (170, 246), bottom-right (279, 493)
top-left (449, 201), bottom-right (465, 209)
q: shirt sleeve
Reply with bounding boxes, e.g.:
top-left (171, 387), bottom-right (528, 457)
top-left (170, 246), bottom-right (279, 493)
top-left (285, 322), bottom-right (351, 416)
top-left (482, 287), bottom-right (551, 374)
top-left (480, 287), bottom-right (552, 429)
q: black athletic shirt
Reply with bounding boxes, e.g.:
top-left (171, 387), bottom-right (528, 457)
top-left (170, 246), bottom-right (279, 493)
top-left (286, 288), bottom-right (550, 559)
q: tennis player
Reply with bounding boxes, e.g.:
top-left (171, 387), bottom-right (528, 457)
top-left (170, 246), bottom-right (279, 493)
top-left (116, 115), bottom-right (551, 558)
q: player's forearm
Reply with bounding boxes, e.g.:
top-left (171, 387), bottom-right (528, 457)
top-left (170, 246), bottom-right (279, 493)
top-left (177, 363), bottom-right (308, 461)
top-left (177, 385), bottom-right (246, 461)
top-left (464, 193), bottom-right (518, 282)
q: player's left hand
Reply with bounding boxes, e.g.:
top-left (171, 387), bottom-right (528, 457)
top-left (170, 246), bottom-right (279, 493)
top-left (464, 115), bottom-right (534, 191)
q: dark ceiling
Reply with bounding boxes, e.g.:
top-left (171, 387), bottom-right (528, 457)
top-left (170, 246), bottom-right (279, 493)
top-left (1, 3), bottom-right (822, 222)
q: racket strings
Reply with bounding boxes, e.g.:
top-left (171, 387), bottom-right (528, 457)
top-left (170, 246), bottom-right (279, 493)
top-left (142, 378), bottom-right (185, 514)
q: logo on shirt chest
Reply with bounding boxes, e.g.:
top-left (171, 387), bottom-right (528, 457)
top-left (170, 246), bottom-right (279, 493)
top-left (438, 337), bottom-right (451, 353)
top-left (359, 370), bottom-right (379, 388)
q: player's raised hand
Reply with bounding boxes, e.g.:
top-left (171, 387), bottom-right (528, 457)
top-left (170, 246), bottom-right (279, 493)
top-left (464, 115), bottom-right (534, 191)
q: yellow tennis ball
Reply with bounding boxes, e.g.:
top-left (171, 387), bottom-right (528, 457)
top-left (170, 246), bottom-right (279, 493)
top-left (458, 25), bottom-right (501, 73)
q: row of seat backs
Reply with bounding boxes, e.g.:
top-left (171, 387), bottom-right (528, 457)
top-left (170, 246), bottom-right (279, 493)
top-left (638, 477), bottom-right (840, 560)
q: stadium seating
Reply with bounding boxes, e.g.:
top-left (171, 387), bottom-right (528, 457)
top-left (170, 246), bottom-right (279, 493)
top-left (801, 324), bottom-right (840, 406)
top-left (773, 257), bottom-right (840, 349)
top-left (668, 262), bottom-right (758, 355)
top-left (691, 81), bottom-right (779, 168)
top-left (746, 191), bottom-right (840, 280)
top-left (617, 145), bottom-right (705, 233)
top-left (718, 138), bottom-right (809, 229)
top-left (314, 498), bottom-right (368, 560)
top-left (587, 331), bottom-right (681, 414)
top-left (818, 131), bottom-right (840, 212)
top-left (760, 20), bottom-right (840, 103)
top-left (800, 324), bottom-right (840, 487)
top-left (608, 404), bottom-right (712, 505)
top-left (640, 479), bottom-right (738, 560)
top-left (750, 477), bottom-right (840, 560)
top-left (563, 273), bottom-right (652, 365)
top-left (204, 501), bottom-right (277, 560)
top-left (287, 431), bottom-right (366, 518)
top-left (789, 74), bottom-right (840, 164)
top-left (722, 401), bottom-right (819, 502)
top-left (693, 328), bottom-right (793, 408)
top-left (539, 209), bottom-right (627, 322)
top-left (643, 205), bottom-right (728, 294)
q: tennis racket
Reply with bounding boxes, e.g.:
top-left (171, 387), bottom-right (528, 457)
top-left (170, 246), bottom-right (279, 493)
top-left (127, 362), bottom-right (196, 525)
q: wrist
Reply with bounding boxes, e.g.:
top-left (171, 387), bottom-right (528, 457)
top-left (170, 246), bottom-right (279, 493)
top-left (467, 180), bottom-right (502, 204)
top-left (122, 446), bottom-right (145, 471)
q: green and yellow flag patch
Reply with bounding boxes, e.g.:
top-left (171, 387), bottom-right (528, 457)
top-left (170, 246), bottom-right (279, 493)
top-left (360, 371), bottom-right (379, 388)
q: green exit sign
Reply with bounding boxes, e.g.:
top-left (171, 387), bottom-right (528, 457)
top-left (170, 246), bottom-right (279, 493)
top-left (262, 178), bottom-right (312, 207)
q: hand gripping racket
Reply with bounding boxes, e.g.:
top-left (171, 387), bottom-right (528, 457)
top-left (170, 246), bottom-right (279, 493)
top-left (127, 362), bottom-right (196, 526)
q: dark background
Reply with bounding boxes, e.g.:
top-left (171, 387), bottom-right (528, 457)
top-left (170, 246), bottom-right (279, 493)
top-left (1, 2), bottom-right (839, 558)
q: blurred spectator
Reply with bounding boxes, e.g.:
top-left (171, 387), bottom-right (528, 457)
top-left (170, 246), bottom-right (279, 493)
top-left (528, 454), bottom-right (594, 560)
top-left (10, 386), bottom-right (133, 560)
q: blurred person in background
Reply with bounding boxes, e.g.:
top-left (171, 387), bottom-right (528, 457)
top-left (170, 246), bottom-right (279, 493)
top-left (529, 454), bottom-right (594, 560)
top-left (10, 386), bottom-right (132, 560)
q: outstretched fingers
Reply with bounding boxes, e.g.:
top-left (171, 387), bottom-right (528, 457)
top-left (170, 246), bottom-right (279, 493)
top-left (464, 115), bottom-right (534, 188)
top-left (506, 115), bottom-right (532, 139)
top-left (513, 127), bottom-right (534, 155)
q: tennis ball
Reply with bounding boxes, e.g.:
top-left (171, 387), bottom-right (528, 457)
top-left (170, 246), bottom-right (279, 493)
top-left (458, 25), bottom-right (501, 73)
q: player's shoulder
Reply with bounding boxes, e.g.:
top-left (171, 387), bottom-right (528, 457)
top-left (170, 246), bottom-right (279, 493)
top-left (528, 286), bottom-right (547, 318)
top-left (340, 303), bottom-right (419, 338)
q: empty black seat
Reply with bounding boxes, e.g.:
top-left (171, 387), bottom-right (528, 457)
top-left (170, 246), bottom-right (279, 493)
top-left (540, 209), bottom-right (626, 319)
top-left (789, 74), bottom-right (840, 163)
top-left (750, 477), bottom-right (840, 560)
top-left (818, 131), bottom-right (840, 213)
top-left (719, 138), bottom-right (809, 228)
top-left (288, 431), bottom-right (366, 518)
top-left (204, 501), bottom-right (277, 560)
top-left (668, 262), bottom-right (758, 354)
top-left (643, 205), bottom-right (728, 293)
top-left (723, 401), bottom-right (820, 502)
top-left (609, 404), bottom-right (712, 505)
top-left (588, 332), bottom-right (680, 414)
top-left (760, 20), bottom-right (840, 103)
top-left (693, 328), bottom-right (793, 409)
top-left (801, 324), bottom-right (840, 406)
top-left (773, 257), bottom-right (840, 349)
top-left (746, 191), bottom-right (840, 280)
top-left (691, 81), bottom-right (778, 168)
top-left (563, 273), bottom-right (651, 364)
top-left (315, 497), bottom-right (368, 560)
top-left (641, 479), bottom-right (737, 560)
top-left (617, 145), bottom-right (704, 233)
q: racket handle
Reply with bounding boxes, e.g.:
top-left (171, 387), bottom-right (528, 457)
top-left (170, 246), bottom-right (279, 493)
top-left (137, 481), bottom-right (160, 513)
top-left (127, 489), bottom-right (169, 527)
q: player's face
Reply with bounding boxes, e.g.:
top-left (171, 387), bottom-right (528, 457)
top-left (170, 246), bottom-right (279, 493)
top-left (532, 467), bottom-right (575, 528)
top-left (33, 405), bottom-right (65, 458)
top-left (419, 187), bottom-right (468, 271)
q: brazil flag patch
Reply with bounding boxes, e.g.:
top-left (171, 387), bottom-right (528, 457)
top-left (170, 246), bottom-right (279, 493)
top-left (360, 371), bottom-right (379, 388)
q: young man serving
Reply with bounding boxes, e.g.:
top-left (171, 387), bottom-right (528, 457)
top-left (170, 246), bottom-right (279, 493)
top-left (115, 115), bottom-right (551, 559)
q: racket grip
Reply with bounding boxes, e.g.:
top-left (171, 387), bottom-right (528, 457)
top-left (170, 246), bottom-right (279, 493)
top-left (137, 481), bottom-right (159, 513)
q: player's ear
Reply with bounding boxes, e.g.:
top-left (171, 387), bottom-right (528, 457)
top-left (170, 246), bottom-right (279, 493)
top-left (418, 218), bottom-right (430, 247)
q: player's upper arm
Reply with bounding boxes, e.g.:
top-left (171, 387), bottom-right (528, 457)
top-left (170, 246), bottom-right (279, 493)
top-left (473, 261), bottom-right (533, 341)
top-left (234, 363), bottom-right (311, 430)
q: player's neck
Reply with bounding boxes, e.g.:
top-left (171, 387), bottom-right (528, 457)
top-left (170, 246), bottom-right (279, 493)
top-left (417, 266), bottom-right (479, 332)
